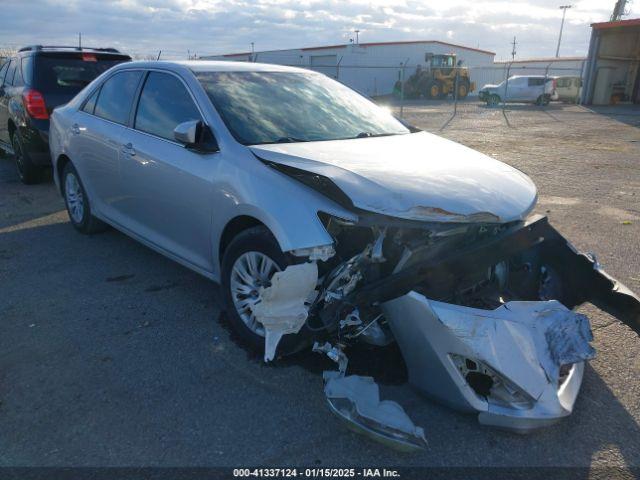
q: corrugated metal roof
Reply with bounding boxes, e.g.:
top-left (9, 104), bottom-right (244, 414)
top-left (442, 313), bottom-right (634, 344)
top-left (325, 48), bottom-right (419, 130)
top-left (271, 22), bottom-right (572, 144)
top-left (303, 40), bottom-right (495, 55)
top-left (591, 18), bottom-right (640, 30)
top-left (223, 52), bottom-right (252, 57)
top-left (220, 39), bottom-right (495, 58)
top-left (494, 56), bottom-right (586, 64)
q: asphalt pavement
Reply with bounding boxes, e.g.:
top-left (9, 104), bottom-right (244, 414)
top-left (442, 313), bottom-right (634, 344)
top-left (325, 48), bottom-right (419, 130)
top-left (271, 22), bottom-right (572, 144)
top-left (1, 103), bottom-right (639, 472)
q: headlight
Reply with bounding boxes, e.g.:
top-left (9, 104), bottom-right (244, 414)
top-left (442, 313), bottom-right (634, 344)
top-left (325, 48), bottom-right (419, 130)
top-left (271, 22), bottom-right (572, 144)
top-left (291, 244), bottom-right (336, 261)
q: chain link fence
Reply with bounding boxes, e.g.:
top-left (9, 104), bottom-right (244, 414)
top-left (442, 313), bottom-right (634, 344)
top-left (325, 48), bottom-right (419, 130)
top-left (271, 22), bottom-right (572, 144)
top-left (241, 52), bottom-right (586, 129)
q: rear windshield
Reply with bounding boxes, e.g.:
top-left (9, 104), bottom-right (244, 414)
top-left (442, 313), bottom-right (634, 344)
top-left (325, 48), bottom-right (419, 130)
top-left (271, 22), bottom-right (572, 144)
top-left (34, 54), bottom-right (130, 92)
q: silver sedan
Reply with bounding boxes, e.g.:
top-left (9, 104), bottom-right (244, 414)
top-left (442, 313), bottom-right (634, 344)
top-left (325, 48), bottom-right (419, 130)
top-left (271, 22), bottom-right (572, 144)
top-left (49, 61), bottom-right (640, 449)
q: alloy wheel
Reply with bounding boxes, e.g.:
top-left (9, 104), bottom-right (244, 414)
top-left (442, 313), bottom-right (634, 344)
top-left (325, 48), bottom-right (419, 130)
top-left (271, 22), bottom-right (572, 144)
top-left (65, 173), bottom-right (85, 224)
top-left (230, 251), bottom-right (281, 336)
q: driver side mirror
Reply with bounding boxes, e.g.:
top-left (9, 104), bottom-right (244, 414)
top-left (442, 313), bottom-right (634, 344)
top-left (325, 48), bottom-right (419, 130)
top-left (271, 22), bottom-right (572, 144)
top-left (174, 120), bottom-right (219, 153)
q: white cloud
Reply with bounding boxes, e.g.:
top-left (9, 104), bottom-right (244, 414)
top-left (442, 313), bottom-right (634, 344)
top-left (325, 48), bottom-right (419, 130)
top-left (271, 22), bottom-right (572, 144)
top-left (0, 0), bottom-right (637, 60)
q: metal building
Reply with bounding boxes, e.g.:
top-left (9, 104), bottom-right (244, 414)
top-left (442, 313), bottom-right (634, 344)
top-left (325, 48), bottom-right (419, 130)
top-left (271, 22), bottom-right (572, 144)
top-left (582, 18), bottom-right (640, 105)
top-left (202, 40), bottom-right (495, 97)
top-left (494, 57), bottom-right (586, 77)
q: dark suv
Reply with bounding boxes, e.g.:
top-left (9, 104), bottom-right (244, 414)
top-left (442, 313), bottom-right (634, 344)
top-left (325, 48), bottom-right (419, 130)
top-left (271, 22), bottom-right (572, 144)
top-left (0, 46), bottom-right (131, 184)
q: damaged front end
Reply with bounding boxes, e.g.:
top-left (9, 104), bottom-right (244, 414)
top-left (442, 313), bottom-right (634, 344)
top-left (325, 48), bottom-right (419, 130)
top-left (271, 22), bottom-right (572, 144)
top-left (250, 208), bottom-right (639, 448)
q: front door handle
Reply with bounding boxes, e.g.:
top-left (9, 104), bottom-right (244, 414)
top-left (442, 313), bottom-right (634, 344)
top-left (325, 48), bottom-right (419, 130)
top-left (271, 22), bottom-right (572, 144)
top-left (122, 142), bottom-right (136, 156)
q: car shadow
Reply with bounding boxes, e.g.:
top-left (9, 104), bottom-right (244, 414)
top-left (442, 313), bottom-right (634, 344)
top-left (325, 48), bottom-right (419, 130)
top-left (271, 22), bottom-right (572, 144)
top-left (0, 152), bottom-right (62, 230)
top-left (583, 105), bottom-right (640, 129)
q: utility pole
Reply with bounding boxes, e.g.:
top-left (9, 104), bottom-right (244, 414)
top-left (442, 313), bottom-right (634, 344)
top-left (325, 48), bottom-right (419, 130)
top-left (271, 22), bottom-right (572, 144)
top-left (78, 32), bottom-right (82, 49)
top-left (511, 36), bottom-right (517, 60)
top-left (354, 29), bottom-right (360, 44)
top-left (556, 5), bottom-right (572, 57)
top-left (251, 42), bottom-right (255, 62)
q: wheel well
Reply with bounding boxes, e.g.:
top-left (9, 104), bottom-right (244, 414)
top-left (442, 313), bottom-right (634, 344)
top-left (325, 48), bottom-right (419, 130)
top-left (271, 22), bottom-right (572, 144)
top-left (56, 154), bottom-right (71, 192)
top-left (8, 120), bottom-right (16, 140)
top-left (218, 215), bottom-right (266, 263)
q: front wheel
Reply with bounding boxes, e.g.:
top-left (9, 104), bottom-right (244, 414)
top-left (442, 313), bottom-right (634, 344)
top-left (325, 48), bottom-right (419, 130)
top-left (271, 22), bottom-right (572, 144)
top-left (62, 162), bottom-right (107, 234)
top-left (426, 81), bottom-right (443, 99)
top-left (457, 80), bottom-right (470, 99)
top-left (487, 94), bottom-right (501, 107)
top-left (221, 226), bottom-right (308, 357)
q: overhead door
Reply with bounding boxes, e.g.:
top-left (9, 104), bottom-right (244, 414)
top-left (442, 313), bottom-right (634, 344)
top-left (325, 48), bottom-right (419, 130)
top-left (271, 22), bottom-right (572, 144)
top-left (310, 55), bottom-right (338, 79)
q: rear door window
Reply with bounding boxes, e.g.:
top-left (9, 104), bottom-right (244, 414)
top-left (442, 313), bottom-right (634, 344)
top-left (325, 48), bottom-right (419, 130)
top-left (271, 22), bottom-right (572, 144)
top-left (5, 59), bottom-right (17, 86)
top-left (134, 72), bottom-right (201, 141)
top-left (0, 61), bottom-right (8, 87)
top-left (33, 54), bottom-right (130, 93)
top-left (528, 77), bottom-right (545, 87)
top-left (13, 62), bottom-right (25, 87)
top-left (21, 57), bottom-right (33, 86)
top-left (94, 70), bottom-right (142, 125)
top-left (82, 88), bottom-right (100, 114)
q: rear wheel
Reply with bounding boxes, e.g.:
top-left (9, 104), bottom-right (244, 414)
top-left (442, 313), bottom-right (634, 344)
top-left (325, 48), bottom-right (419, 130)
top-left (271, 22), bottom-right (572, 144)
top-left (62, 162), bottom-right (107, 234)
top-left (536, 95), bottom-right (550, 106)
top-left (12, 132), bottom-right (43, 185)
top-left (221, 226), bottom-right (308, 357)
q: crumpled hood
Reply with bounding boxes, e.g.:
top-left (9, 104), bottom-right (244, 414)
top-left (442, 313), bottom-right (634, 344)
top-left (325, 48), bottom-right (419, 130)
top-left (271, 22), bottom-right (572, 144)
top-left (251, 131), bottom-right (537, 223)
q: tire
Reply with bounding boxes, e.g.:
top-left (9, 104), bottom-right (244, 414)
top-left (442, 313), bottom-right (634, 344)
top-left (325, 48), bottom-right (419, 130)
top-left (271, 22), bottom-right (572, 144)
top-left (457, 80), bottom-right (470, 99)
top-left (426, 81), bottom-right (442, 99)
top-left (487, 94), bottom-right (501, 107)
top-left (12, 131), bottom-right (43, 185)
top-left (62, 162), bottom-right (107, 234)
top-left (221, 226), bottom-right (308, 357)
top-left (536, 95), bottom-right (550, 106)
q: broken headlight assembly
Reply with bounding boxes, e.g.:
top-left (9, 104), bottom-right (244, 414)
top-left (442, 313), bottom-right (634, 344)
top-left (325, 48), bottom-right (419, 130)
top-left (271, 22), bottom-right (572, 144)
top-left (450, 354), bottom-right (535, 411)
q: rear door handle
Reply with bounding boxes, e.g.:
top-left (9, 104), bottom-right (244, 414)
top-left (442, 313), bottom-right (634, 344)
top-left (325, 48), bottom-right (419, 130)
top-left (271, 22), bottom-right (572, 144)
top-left (122, 142), bottom-right (136, 156)
top-left (71, 123), bottom-right (81, 135)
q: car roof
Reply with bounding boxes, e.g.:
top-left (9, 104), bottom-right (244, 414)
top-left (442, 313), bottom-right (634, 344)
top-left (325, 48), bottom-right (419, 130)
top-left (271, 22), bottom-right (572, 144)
top-left (114, 60), bottom-right (312, 74)
top-left (17, 46), bottom-right (130, 58)
top-left (509, 75), bottom-right (551, 79)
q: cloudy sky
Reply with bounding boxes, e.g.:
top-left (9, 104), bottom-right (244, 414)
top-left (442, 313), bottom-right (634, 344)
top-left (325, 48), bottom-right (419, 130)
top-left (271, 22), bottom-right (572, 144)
top-left (0, 0), bottom-right (637, 61)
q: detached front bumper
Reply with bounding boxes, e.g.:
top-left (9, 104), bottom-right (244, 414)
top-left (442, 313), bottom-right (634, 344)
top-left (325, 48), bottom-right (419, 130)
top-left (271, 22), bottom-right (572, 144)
top-left (383, 293), bottom-right (592, 433)
top-left (369, 215), bottom-right (639, 432)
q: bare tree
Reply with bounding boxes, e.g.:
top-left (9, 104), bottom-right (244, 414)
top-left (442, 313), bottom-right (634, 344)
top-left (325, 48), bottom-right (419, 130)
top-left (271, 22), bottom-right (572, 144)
top-left (0, 46), bottom-right (17, 62)
top-left (131, 52), bottom-right (159, 61)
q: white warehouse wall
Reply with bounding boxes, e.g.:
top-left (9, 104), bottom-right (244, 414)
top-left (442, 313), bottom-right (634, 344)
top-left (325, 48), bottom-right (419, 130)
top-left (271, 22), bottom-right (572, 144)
top-left (202, 41), bottom-right (495, 96)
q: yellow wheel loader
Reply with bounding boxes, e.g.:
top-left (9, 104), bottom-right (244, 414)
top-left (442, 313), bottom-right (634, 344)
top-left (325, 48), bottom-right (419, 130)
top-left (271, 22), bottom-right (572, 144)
top-left (394, 53), bottom-right (475, 100)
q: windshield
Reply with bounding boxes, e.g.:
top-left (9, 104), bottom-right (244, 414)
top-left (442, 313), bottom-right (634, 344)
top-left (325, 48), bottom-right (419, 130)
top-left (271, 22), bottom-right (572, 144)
top-left (195, 71), bottom-right (409, 145)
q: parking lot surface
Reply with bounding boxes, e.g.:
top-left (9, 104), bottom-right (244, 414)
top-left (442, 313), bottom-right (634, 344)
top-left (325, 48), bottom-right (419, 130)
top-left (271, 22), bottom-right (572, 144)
top-left (1, 102), bottom-right (639, 470)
